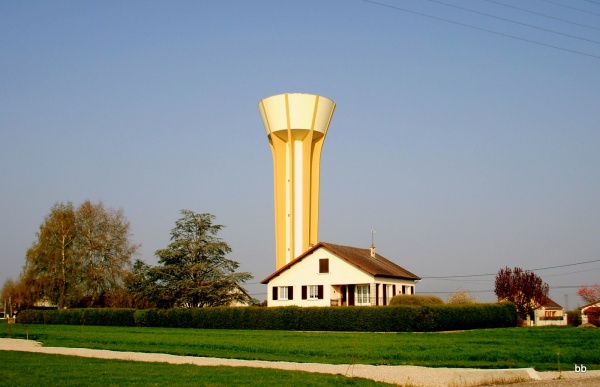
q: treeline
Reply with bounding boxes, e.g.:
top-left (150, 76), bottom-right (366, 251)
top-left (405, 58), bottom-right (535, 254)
top-left (18, 302), bottom-right (518, 331)
top-left (2, 204), bottom-right (252, 312)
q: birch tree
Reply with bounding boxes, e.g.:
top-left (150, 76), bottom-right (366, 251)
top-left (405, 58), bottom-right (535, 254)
top-left (22, 201), bottom-right (139, 307)
top-left (23, 202), bottom-right (79, 308)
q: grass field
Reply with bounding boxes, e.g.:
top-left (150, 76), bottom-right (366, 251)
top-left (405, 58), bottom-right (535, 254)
top-left (0, 351), bottom-right (391, 386)
top-left (2, 321), bottom-right (599, 371)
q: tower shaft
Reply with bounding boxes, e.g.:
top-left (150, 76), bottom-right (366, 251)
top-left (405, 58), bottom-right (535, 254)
top-left (259, 93), bottom-right (336, 269)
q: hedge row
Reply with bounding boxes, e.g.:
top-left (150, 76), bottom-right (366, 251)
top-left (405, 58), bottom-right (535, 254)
top-left (18, 303), bottom-right (517, 332)
top-left (18, 308), bottom-right (136, 327)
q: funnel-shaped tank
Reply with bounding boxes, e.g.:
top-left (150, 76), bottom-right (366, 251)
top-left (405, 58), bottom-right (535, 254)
top-left (259, 93), bottom-right (336, 269)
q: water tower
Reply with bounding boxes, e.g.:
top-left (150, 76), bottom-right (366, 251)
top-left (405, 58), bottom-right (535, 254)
top-left (258, 93), bottom-right (336, 269)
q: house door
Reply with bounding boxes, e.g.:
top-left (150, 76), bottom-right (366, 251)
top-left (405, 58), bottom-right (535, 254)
top-left (348, 285), bottom-right (355, 306)
top-left (340, 285), bottom-right (347, 306)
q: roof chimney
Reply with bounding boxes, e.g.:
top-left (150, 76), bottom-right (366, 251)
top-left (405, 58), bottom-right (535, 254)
top-left (370, 230), bottom-right (376, 258)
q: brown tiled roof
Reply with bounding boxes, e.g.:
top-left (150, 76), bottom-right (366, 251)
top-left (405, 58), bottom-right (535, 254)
top-left (261, 241), bottom-right (420, 284)
top-left (579, 301), bottom-right (600, 310)
top-left (541, 297), bottom-right (562, 309)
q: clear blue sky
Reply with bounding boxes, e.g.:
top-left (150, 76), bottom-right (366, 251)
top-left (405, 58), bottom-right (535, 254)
top-left (2, 0), bottom-right (599, 307)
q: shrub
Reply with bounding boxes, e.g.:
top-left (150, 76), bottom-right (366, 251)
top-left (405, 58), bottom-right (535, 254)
top-left (18, 309), bottom-right (136, 327)
top-left (447, 288), bottom-right (478, 304)
top-left (567, 310), bottom-right (582, 326)
top-left (389, 294), bottom-right (444, 306)
top-left (17, 303), bottom-right (517, 332)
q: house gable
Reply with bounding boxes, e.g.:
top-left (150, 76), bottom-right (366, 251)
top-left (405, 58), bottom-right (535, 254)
top-left (261, 241), bottom-right (420, 284)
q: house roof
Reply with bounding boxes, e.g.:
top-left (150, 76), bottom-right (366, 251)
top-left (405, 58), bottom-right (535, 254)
top-left (540, 297), bottom-right (562, 309)
top-left (579, 301), bottom-right (600, 310)
top-left (261, 241), bottom-right (421, 284)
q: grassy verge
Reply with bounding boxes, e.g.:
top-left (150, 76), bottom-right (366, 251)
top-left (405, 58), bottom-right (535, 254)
top-left (2, 321), bottom-right (599, 371)
top-left (0, 351), bottom-right (390, 386)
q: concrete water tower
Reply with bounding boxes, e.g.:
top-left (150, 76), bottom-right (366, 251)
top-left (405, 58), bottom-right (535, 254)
top-left (258, 93), bottom-right (336, 269)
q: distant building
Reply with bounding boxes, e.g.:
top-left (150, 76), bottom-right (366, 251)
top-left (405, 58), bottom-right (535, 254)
top-left (532, 297), bottom-right (566, 326)
top-left (579, 301), bottom-right (600, 326)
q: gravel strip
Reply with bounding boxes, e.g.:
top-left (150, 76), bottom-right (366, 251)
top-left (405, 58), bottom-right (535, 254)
top-left (1, 338), bottom-right (597, 386)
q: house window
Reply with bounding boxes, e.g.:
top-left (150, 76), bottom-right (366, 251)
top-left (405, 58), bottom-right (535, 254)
top-left (309, 285), bottom-right (319, 299)
top-left (319, 258), bottom-right (329, 273)
top-left (279, 287), bottom-right (288, 300)
top-left (356, 285), bottom-right (370, 305)
top-left (273, 286), bottom-right (293, 301)
top-left (302, 285), bottom-right (324, 300)
top-left (402, 285), bottom-right (406, 294)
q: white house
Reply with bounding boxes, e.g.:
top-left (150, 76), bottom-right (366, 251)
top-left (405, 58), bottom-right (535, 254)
top-left (261, 242), bottom-right (420, 307)
top-left (533, 297), bottom-right (567, 326)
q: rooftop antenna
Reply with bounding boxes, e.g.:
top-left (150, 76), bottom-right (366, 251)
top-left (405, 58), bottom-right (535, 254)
top-left (370, 230), bottom-right (376, 258)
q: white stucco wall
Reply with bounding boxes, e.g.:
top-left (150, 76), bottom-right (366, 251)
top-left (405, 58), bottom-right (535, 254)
top-left (266, 246), bottom-right (417, 307)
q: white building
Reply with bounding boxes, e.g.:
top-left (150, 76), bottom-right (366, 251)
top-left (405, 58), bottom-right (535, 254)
top-left (261, 242), bottom-right (420, 307)
top-left (532, 297), bottom-right (567, 326)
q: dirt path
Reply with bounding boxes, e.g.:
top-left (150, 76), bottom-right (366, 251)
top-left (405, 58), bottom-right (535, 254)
top-left (1, 338), bottom-right (598, 386)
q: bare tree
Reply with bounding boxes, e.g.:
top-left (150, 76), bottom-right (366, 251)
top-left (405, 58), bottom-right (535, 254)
top-left (447, 288), bottom-right (478, 304)
top-left (1, 278), bottom-right (18, 316)
top-left (75, 201), bottom-right (139, 306)
top-left (494, 266), bottom-right (549, 319)
top-left (1, 276), bottom-right (34, 314)
top-left (22, 201), bottom-right (139, 308)
top-left (23, 202), bottom-right (79, 308)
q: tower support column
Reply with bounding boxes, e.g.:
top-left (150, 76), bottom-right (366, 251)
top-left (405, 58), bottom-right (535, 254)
top-left (259, 93), bottom-right (336, 269)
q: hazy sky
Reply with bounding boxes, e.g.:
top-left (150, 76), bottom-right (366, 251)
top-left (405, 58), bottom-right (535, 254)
top-left (2, 0), bottom-right (599, 307)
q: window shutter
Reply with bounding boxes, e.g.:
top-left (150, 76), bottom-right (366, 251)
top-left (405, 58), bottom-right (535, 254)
top-left (318, 285), bottom-right (324, 299)
top-left (272, 286), bottom-right (278, 300)
top-left (392, 285), bottom-right (396, 296)
top-left (288, 286), bottom-right (293, 300)
top-left (319, 258), bottom-right (329, 273)
top-left (302, 286), bottom-right (307, 300)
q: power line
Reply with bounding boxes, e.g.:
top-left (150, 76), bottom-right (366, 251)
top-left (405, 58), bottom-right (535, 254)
top-left (528, 259), bottom-right (600, 272)
top-left (483, 0), bottom-right (600, 31)
top-left (358, 0), bottom-right (600, 59)
top-left (423, 285), bottom-right (583, 294)
top-left (426, 0), bottom-right (600, 45)
top-left (542, 267), bottom-right (600, 278)
top-left (422, 258), bottom-right (600, 279)
top-left (539, 0), bottom-right (600, 17)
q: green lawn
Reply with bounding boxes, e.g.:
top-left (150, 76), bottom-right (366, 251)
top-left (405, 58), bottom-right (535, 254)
top-left (0, 351), bottom-right (391, 386)
top-left (2, 321), bottom-right (599, 371)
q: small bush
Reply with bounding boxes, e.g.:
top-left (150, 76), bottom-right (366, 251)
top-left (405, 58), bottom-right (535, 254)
top-left (389, 294), bottom-right (444, 306)
top-left (567, 310), bottom-right (582, 326)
